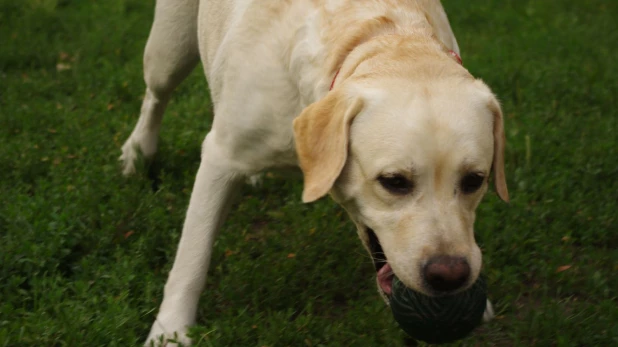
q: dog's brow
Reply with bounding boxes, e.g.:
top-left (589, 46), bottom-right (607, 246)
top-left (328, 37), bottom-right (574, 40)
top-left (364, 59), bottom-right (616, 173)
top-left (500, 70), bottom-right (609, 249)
top-left (380, 166), bottom-right (417, 179)
top-left (459, 159), bottom-right (487, 174)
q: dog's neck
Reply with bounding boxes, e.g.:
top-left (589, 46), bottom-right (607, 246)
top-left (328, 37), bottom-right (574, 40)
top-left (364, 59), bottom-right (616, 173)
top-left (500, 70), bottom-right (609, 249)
top-left (329, 47), bottom-right (462, 92)
top-left (289, 2), bottom-right (465, 106)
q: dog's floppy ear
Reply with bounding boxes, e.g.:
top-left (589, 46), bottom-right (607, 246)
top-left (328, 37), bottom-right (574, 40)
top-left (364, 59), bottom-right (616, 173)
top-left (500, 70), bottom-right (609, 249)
top-left (488, 98), bottom-right (509, 203)
top-left (293, 89), bottom-right (364, 203)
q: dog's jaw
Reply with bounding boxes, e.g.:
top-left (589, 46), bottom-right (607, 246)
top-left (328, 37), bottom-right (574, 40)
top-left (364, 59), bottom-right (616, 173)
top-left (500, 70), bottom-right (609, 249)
top-left (366, 228), bottom-right (394, 301)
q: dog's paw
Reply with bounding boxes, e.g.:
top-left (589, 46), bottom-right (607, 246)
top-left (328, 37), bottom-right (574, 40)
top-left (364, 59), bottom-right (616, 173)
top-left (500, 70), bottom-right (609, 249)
top-left (119, 140), bottom-right (140, 176)
top-left (245, 173), bottom-right (263, 187)
top-left (120, 132), bottom-right (159, 176)
top-left (145, 319), bottom-right (192, 347)
top-left (483, 299), bottom-right (495, 323)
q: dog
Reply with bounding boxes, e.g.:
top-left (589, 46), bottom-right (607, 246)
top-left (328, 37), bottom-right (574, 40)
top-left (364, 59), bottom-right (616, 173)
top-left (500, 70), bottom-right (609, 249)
top-left (120, 0), bottom-right (509, 345)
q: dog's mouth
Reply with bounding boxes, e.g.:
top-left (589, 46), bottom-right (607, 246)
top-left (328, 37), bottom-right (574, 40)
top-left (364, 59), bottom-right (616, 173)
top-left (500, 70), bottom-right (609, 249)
top-left (367, 228), bottom-right (394, 296)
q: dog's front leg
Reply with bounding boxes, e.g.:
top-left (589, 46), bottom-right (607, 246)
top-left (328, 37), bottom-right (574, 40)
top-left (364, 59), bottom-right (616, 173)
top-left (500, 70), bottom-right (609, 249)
top-left (146, 134), bottom-right (244, 346)
top-left (483, 299), bottom-right (495, 322)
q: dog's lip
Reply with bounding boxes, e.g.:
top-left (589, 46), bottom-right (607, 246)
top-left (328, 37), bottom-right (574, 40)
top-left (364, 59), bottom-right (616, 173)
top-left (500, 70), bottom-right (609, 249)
top-left (377, 263), bottom-right (394, 295)
top-left (366, 228), bottom-right (394, 296)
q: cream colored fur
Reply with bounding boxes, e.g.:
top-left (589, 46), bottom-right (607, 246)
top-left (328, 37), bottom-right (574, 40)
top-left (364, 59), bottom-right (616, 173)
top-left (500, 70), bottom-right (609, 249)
top-left (120, 1), bottom-right (508, 345)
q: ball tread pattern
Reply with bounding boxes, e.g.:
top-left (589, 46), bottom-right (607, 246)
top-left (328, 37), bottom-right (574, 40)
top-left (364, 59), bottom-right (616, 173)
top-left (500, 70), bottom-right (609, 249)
top-left (390, 276), bottom-right (487, 344)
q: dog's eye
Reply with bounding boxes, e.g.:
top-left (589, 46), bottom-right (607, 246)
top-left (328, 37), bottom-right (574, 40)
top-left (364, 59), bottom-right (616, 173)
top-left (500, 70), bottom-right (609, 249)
top-left (460, 173), bottom-right (485, 194)
top-left (378, 174), bottom-right (413, 195)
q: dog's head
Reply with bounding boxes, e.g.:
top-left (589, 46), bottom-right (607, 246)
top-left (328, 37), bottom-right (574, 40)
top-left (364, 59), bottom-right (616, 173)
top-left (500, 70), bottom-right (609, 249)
top-left (293, 63), bottom-right (508, 300)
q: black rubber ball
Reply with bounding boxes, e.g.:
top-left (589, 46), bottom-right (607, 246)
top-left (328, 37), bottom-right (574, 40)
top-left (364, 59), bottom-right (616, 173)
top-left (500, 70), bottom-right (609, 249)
top-left (390, 275), bottom-right (487, 344)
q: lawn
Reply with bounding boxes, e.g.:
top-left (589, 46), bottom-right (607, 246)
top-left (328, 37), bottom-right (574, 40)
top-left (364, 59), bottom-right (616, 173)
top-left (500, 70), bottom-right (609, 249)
top-left (0, 0), bottom-right (616, 346)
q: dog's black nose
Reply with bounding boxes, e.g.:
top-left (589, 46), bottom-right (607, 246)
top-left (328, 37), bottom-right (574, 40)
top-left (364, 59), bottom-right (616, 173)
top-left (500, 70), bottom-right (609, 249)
top-left (423, 256), bottom-right (470, 293)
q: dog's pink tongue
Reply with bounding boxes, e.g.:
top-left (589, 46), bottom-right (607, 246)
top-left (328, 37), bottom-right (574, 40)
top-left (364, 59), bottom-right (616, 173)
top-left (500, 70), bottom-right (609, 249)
top-left (377, 263), bottom-right (394, 296)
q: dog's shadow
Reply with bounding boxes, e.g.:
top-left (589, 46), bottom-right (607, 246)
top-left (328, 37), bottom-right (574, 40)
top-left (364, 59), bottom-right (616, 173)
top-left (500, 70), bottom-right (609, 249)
top-left (145, 142), bottom-right (202, 192)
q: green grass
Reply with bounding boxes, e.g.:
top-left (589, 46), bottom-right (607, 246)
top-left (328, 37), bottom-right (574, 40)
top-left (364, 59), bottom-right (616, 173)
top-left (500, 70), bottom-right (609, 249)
top-left (1, 0), bottom-right (616, 346)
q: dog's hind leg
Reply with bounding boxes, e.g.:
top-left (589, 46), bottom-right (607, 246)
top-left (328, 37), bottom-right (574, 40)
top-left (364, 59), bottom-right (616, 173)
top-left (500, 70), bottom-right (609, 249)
top-left (145, 133), bottom-right (245, 346)
top-left (121, 0), bottom-right (200, 175)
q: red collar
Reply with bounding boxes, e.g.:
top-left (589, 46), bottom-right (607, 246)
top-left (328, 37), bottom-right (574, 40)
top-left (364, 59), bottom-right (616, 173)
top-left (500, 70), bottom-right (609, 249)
top-left (329, 69), bottom-right (340, 91)
top-left (449, 50), bottom-right (463, 65)
top-left (329, 50), bottom-right (462, 91)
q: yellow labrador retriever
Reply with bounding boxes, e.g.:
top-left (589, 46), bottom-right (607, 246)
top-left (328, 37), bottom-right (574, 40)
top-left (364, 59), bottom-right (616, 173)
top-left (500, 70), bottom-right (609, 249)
top-left (120, 0), bottom-right (509, 344)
